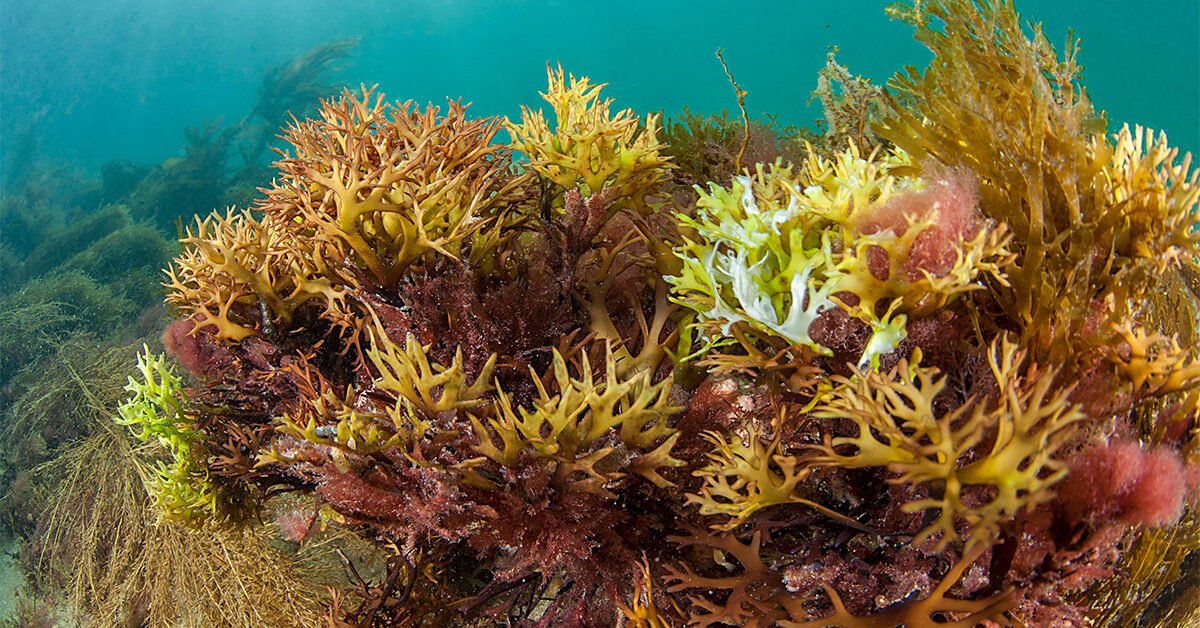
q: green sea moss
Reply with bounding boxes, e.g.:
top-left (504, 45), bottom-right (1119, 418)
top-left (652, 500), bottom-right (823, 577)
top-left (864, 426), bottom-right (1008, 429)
top-left (662, 108), bottom-right (802, 186)
top-left (61, 223), bottom-right (175, 307)
top-left (61, 222), bottom-right (173, 279)
top-left (0, 199), bottom-right (48, 258)
top-left (18, 204), bottom-right (133, 282)
top-left (13, 342), bottom-right (338, 626)
top-left (0, 208), bottom-right (171, 355)
top-left (0, 245), bottom-right (20, 294)
top-left (0, 340), bottom-right (136, 533)
top-left (0, 271), bottom-right (135, 385)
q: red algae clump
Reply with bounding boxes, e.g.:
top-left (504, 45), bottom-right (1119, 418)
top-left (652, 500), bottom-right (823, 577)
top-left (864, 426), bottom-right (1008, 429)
top-left (1060, 441), bottom-right (1189, 527)
top-left (857, 165), bottom-right (982, 280)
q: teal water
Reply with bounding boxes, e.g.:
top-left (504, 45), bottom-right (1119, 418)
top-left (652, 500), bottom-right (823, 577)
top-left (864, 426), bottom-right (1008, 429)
top-left (2, 0), bottom-right (1196, 176)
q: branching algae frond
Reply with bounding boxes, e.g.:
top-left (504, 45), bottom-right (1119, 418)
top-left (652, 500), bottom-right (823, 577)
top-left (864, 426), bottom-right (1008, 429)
top-left (166, 207), bottom-right (349, 341)
top-left (466, 345), bottom-right (683, 495)
top-left (136, 0), bottom-right (1200, 624)
top-left (669, 146), bottom-right (1011, 373)
top-left (114, 346), bottom-right (217, 523)
top-left (264, 86), bottom-right (530, 289)
top-left (877, 0), bottom-right (1200, 365)
top-left (507, 64), bottom-right (672, 215)
top-left (812, 338), bottom-right (1086, 550)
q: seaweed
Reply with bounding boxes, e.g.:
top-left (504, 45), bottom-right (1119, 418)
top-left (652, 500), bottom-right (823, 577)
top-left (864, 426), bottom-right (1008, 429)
top-left (98, 1), bottom-right (1200, 623)
top-left (234, 38), bottom-right (359, 166)
top-left (0, 271), bottom-right (136, 385)
top-left (21, 349), bottom-right (336, 626)
top-left (124, 120), bottom-right (232, 230)
top-left (876, 0), bottom-right (1199, 366)
top-left (663, 108), bottom-right (802, 187)
top-left (810, 48), bottom-right (894, 154)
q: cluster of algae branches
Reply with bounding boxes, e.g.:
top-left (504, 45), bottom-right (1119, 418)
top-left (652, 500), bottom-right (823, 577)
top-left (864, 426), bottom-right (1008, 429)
top-left (26, 0), bottom-right (1200, 626)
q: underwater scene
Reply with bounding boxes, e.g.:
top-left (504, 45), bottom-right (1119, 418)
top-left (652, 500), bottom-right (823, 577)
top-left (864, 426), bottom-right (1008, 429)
top-left (1, 0), bottom-right (1199, 625)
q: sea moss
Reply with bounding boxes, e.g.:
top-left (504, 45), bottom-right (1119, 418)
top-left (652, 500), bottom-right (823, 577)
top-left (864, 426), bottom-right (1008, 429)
top-left (41, 0), bottom-right (1200, 625)
top-left (0, 271), bottom-right (136, 385)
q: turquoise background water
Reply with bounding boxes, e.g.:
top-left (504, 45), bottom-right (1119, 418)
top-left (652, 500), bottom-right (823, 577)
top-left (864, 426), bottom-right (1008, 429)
top-left (1, 0), bottom-right (1197, 176)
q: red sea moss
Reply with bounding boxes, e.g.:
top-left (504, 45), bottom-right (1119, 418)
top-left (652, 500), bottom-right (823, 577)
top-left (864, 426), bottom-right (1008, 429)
top-left (1058, 440), bottom-right (1189, 527)
top-left (161, 317), bottom-right (235, 379)
top-left (809, 297), bottom-right (871, 375)
top-left (997, 442), bottom-right (1195, 622)
top-left (895, 309), bottom-right (972, 372)
top-left (467, 489), bottom-right (638, 592)
top-left (669, 374), bottom-right (773, 482)
top-left (1119, 449), bottom-right (1190, 526)
top-left (274, 506), bottom-right (319, 543)
top-left (316, 463), bottom-right (478, 542)
top-left (902, 168), bottom-right (981, 279)
top-left (856, 166), bottom-right (982, 280)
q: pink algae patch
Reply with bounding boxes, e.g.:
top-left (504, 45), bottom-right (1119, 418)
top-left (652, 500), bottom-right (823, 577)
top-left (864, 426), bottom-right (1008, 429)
top-left (275, 507), bottom-right (319, 543)
top-left (1058, 440), bottom-right (1189, 528)
top-left (857, 167), bottom-right (980, 280)
top-left (1124, 450), bottom-right (1190, 526)
top-left (161, 317), bottom-right (234, 379)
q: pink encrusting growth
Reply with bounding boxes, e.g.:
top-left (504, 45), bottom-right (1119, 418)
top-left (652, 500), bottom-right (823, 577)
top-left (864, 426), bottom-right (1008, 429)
top-left (161, 317), bottom-right (234, 379)
top-left (1058, 440), bottom-right (1191, 527)
top-left (1123, 450), bottom-right (1191, 525)
top-left (857, 166), bottom-right (982, 281)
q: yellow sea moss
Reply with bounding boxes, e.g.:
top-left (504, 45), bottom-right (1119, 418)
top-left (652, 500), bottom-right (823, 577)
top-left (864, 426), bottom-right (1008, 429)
top-left (811, 338), bottom-right (1085, 548)
top-left (165, 208), bottom-right (348, 341)
top-left (366, 327), bottom-right (497, 418)
top-left (620, 558), bottom-right (683, 627)
top-left (687, 424), bottom-right (813, 529)
top-left (507, 65), bottom-right (672, 214)
top-left (166, 87), bottom-right (537, 344)
top-left (262, 86), bottom-right (529, 289)
top-left (271, 321), bottom-right (498, 460)
top-left (1111, 322), bottom-right (1200, 399)
top-left (275, 384), bottom-right (414, 459)
top-left (877, 0), bottom-right (1200, 364)
top-left (465, 346), bottom-right (683, 496)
